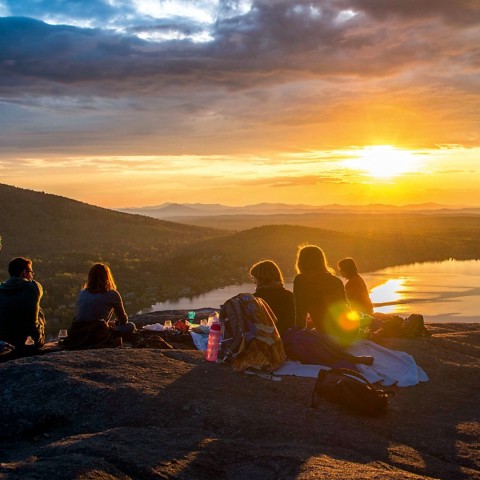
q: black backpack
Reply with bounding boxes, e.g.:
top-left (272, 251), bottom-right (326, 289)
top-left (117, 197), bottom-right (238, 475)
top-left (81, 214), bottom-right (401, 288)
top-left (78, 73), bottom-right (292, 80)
top-left (311, 368), bottom-right (394, 416)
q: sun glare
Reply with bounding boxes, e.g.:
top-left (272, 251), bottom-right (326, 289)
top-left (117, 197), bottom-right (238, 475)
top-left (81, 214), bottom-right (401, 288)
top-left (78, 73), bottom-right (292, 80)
top-left (369, 279), bottom-right (405, 313)
top-left (345, 146), bottom-right (419, 179)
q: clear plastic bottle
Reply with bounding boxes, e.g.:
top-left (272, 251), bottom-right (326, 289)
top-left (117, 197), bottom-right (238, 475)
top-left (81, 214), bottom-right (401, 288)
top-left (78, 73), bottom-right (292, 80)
top-left (205, 322), bottom-right (221, 362)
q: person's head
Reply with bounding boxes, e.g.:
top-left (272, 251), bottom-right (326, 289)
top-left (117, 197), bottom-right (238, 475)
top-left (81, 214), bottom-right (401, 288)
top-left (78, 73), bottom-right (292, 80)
top-left (250, 260), bottom-right (284, 287)
top-left (338, 257), bottom-right (358, 279)
top-left (86, 263), bottom-right (116, 293)
top-left (295, 245), bottom-right (334, 275)
top-left (8, 257), bottom-right (34, 280)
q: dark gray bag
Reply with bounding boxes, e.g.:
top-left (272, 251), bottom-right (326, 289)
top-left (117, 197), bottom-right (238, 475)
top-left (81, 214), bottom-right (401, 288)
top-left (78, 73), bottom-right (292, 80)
top-left (311, 368), bottom-right (394, 416)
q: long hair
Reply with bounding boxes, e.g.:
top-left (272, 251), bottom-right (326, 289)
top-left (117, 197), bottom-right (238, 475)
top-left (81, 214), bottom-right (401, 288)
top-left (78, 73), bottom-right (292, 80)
top-left (295, 245), bottom-right (334, 275)
top-left (85, 263), bottom-right (117, 293)
top-left (250, 260), bottom-right (284, 287)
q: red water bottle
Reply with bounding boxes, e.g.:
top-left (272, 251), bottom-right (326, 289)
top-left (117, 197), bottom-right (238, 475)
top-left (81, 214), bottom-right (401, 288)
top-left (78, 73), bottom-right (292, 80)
top-left (206, 322), bottom-right (221, 362)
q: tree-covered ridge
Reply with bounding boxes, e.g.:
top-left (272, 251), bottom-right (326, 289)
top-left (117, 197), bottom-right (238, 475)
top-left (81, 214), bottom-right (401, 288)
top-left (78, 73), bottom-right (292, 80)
top-left (164, 222), bottom-right (479, 286)
top-left (0, 183), bottom-right (223, 252)
top-left (0, 183), bottom-right (226, 333)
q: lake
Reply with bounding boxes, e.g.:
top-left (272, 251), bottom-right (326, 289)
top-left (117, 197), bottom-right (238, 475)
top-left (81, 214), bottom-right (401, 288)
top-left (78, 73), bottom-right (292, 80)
top-left (143, 259), bottom-right (480, 323)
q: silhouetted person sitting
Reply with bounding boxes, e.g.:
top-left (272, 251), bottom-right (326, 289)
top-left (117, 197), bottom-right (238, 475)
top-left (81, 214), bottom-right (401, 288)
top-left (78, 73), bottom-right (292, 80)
top-left (64, 263), bottom-right (136, 349)
top-left (0, 257), bottom-right (46, 357)
top-left (288, 247), bottom-right (373, 365)
top-left (293, 245), bottom-right (351, 336)
top-left (338, 257), bottom-right (374, 316)
top-left (250, 259), bottom-right (295, 338)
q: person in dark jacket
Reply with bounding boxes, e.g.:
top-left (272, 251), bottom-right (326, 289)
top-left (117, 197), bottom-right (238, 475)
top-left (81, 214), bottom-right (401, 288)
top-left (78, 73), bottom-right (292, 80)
top-left (0, 257), bottom-right (45, 355)
top-left (250, 260), bottom-right (295, 339)
top-left (293, 245), bottom-right (357, 343)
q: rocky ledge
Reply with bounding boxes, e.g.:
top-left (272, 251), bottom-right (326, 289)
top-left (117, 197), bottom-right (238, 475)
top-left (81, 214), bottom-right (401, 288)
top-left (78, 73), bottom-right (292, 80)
top-left (0, 322), bottom-right (479, 480)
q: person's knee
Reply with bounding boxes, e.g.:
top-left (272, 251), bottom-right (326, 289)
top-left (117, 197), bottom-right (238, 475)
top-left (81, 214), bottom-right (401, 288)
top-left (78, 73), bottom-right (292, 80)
top-left (115, 322), bottom-right (136, 334)
top-left (125, 321), bottom-right (136, 333)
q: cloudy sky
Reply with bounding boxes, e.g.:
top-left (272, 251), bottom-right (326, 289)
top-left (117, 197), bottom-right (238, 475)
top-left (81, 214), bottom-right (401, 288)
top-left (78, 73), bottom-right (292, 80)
top-left (0, 0), bottom-right (479, 207)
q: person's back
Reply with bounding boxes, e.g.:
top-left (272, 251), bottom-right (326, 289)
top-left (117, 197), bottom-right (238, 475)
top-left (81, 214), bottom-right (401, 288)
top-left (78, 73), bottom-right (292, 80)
top-left (338, 257), bottom-right (374, 316)
top-left (71, 263), bottom-right (135, 344)
top-left (250, 259), bottom-right (295, 338)
top-left (344, 273), bottom-right (374, 315)
top-left (0, 257), bottom-right (45, 354)
top-left (75, 288), bottom-right (127, 324)
top-left (294, 270), bottom-right (348, 332)
top-left (254, 284), bottom-right (295, 338)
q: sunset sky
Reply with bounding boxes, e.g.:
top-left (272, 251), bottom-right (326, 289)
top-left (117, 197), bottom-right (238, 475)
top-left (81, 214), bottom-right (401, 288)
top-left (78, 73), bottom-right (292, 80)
top-left (0, 0), bottom-right (479, 208)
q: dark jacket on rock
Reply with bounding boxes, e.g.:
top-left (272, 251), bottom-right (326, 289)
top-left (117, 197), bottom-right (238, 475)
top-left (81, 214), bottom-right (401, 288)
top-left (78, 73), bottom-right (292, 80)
top-left (0, 277), bottom-right (45, 352)
top-left (253, 282), bottom-right (295, 338)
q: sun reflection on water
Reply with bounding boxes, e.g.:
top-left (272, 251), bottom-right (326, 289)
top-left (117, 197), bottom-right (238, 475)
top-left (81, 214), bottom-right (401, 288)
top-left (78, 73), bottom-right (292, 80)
top-left (369, 278), bottom-right (406, 313)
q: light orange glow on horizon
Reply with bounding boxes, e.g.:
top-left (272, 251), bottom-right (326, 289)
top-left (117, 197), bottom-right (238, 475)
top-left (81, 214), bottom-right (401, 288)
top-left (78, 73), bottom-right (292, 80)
top-left (1, 146), bottom-right (479, 208)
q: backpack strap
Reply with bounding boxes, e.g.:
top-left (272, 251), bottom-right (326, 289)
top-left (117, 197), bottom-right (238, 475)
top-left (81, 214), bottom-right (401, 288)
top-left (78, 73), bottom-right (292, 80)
top-left (328, 368), bottom-right (394, 396)
top-left (219, 295), bottom-right (246, 360)
top-left (327, 368), bottom-right (375, 388)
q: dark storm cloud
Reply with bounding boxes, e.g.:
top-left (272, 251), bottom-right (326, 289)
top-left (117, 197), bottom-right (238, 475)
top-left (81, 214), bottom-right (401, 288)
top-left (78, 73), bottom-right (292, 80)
top-left (1, 0), bottom-right (478, 99)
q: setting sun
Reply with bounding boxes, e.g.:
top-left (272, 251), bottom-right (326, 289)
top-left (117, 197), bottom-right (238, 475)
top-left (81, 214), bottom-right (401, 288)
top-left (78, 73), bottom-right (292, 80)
top-left (344, 146), bottom-right (420, 179)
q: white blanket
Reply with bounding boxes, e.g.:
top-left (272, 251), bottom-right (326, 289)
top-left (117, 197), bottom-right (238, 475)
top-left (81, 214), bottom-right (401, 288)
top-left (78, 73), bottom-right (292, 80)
top-left (273, 340), bottom-right (428, 387)
top-left (143, 323), bottom-right (165, 331)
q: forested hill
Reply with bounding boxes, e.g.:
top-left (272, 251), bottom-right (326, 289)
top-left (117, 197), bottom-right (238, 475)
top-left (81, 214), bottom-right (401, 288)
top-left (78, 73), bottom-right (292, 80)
top-left (0, 183), bottom-right (226, 331)
top-left (161, 222), bottom-right (478, 286)
top-left (0, 183), bottom-right (222, 256)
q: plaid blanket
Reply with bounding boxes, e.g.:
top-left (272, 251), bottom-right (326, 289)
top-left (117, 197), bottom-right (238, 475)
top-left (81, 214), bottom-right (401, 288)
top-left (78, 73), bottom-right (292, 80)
top-left (220, 293), bottom-right (286, 372)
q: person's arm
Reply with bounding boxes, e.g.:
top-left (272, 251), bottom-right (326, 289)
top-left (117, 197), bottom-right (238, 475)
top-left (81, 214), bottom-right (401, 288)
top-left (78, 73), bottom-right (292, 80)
top-left (33, 308), bottom-right (46, 348)
top-left (344, 279), bottom-right (353, 302)
top-left (110, 290), bottom-right (128, 325)
top-left (335, 276), bottom-right (351, 309)
top-left (293, 276), bottom-right (308, 328)
top-left (286, 290), bottom-right (296, 328)
top-left (29, 281), bottom-right (45, 348)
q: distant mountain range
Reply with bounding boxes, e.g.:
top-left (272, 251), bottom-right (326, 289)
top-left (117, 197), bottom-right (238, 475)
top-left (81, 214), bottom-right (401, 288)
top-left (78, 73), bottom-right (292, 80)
top-left (117, 202), bottom-right (480, 219)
